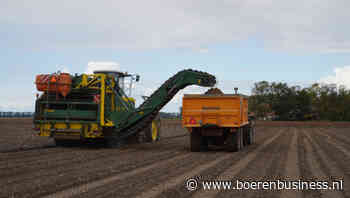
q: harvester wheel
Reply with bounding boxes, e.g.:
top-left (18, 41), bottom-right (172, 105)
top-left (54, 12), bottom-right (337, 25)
top-left (104, 127), bottom-right (126, 148)
top-left (144, 117), bottom-right (161, 142)
top-left (54, 139), bottom-right (76, 147)
top-left (55, 139), bottom-right (67, 147)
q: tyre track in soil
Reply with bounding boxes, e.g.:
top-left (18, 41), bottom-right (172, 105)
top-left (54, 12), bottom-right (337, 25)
top-left (316, 127), bottom-right (350, 149)
top-left (0, 135), bottom-right (189, 178)
top-left (0, 146), bottom-right (132, 169)
top-left (330, 127), bottom-right (350, 137)
top-left (1, 146), bottom-right (138, 182)
top-left (106, 128), bottom-right (283, 198)
top-left (0, 137), bottom-right (191, 198)
top-left (1, 135), bottom-right (186, 176)
top-left (231, 127), bottom-right (292, 198)
top-left (297, 127), bottom-right (315, 198)
top-left (0, 147), bottom-right (70, 159)
top-left (1, 149), bottom-right (184, 198)
top-left (0, 147), bottom-right (123, 169)
top-left (41, 126), bottom-right (278, 198)
top-left (311, 128), bottom-right (350, 197)
top-left (301, 128), bottom-right (346, 198)
top-left (314, 128), bottom-right (350, 159)
top-left (0, 131), bottom-right (52, 153)
top-left (0, 133), bottom-right (188, 161)
top-left (130, 128), bottom-right (284, 198)
top-left (43, 153), bottom-right (193, 198)
top-left (189, 127), bottom-right (291, 198)
top-left (0, 133), bottom-right (185, 160)
top-left (153, 127), bottom-right (283, 198)
top-left (152, 128), bottom-right (283, 198)
top-left (0, 145), bottom-right (144, 178)
top-left (278, 127), bottom-right (302, 198)
top-left (75, 151), bottom-right (227, 198)
top-left (334, 128), bottom-right (350, 141)
top-left (0, 143), bottom-right (56, 154)
top-left (0, 148), bottom-right (137, 179)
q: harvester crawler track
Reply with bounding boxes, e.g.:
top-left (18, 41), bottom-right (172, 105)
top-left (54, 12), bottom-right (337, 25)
top-left (106, 69), bottom-right (216, 146)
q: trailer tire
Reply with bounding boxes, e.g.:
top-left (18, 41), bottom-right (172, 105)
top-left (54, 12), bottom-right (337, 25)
top-left (190, 128), bottom-right (208, 152)
top-left (249, 126), bottom-right (255, 144)
top-left (226, 129), bottom-right (241, 152)
top-left (239, 128), bottom-right (244, 149)
top-left (200, 136), bottom-right (209, 152)
top-left (226, 133), bottom-right (235, 152)
top-left (190, 130), bottom-right (201, 152)
top-left (243, 127), bottom-right (249, 146)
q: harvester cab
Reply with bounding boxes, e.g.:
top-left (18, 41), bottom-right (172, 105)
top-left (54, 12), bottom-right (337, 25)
top-left (93, 70), bottom-right (139, 97)
top-left (33, 69), bottom-right (216, 147)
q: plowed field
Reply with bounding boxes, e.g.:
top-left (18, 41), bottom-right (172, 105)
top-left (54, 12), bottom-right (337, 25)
top-left (0, 118), bottom-right (349, 198)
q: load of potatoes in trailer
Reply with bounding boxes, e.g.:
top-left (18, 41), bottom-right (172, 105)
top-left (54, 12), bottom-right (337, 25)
top-left (182, 88), bottom-right (255, 152)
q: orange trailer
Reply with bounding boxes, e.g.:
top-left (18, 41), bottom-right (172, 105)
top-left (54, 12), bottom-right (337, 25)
top-left (182, 93), bottom-right (255, 152)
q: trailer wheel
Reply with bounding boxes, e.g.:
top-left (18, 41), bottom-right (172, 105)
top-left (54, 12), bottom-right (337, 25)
top-left (200, 136), bottom-right (209, 151)
top-left (249, 126), bottom-right (255, 144)
top-left (243, 127), bottom-right (249, 146)
top-left (190, 129), bottom-right (201, 152)
top-left (190, 128), bottom-right (208, 152)
top-left (239, 128), bottom-right (244, 149)
top-left (226, 129), bottom-right (241, 152)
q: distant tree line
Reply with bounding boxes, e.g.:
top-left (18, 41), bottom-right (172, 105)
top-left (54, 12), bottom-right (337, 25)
top-left (0, 112), bottom-right (34, 118)
top-left (249, 81), bottom-right (350, 121)
top-left (159, 111), bottom-right (181, 119)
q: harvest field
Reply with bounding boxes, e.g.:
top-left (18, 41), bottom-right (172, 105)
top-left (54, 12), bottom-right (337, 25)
top-left (0, 118), bottom-right (349, 198)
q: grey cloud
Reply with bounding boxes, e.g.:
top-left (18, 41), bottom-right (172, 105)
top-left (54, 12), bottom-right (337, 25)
top-left (1, 0), bottom-right (350, 52)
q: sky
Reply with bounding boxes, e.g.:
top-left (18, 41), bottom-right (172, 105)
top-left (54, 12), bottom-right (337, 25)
top-left (1, 0), bottom-right (350, 112)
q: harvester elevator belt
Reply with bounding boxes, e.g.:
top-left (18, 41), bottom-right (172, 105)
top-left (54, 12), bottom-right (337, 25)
top-left (110, 69), bottom-right (216, 141)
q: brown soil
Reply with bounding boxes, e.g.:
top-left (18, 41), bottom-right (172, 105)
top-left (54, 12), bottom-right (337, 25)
top-left (0, 119), bottom-right (349, 198)
top-left (256, 120), bottom-right (350, 127)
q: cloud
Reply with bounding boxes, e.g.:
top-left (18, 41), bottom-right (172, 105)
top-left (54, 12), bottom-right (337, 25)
top-left (62, 67), bottom-right (70, 73)
top-left (1, 0), bottom-right (350, 52)
top-left (86, 62), bottom-right (121, 74)
top-left (320, 66), bottom-right (350, 88)
top-left (0, 103), bottom-right (33, 112)
top-left (0, 95), bottom-right (35, 112)
top-left (198, 48), bottom-right (209, 53)
top-left (56, 65), bottom-right (70, 73)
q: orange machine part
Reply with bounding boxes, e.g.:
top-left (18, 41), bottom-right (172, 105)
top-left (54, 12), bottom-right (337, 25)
top-left (35, 73), bottom-right (72, 97)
